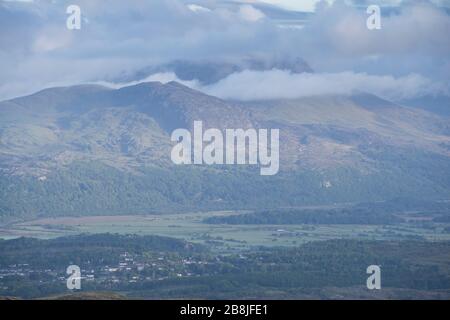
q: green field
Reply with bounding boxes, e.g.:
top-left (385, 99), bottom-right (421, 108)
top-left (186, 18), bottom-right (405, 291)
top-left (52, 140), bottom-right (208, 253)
top-left (1, 211), bottom-right (449, 251)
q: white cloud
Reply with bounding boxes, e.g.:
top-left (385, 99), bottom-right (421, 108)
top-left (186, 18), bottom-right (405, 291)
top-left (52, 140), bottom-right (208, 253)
top-left (238, 5), bottom-right (266, 21)
top-left (200, 69), bottom-right (448, 101)
top-left (187, 4), bottom-right (211, 13)
top-left (258, 0), bottom-right (332, 12)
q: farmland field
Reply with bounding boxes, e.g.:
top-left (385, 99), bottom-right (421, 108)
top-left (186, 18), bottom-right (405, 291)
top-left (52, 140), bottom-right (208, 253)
top-left (1, 211), bottom-right (449, 252)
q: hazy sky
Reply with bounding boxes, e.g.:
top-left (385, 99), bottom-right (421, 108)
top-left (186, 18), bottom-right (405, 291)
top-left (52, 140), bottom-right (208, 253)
top-left (0, 0), bottom-right (449, 101)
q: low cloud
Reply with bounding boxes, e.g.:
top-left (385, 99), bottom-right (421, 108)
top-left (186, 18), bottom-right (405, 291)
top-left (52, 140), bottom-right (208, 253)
top-left (200, 69), bottom-right (448, 101)
top-left (100, 68), bottom-right (448, 102)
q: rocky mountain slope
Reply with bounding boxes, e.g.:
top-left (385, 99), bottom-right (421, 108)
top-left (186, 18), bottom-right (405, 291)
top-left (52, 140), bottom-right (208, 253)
top-left (0, 81), bottom-right (449, 220)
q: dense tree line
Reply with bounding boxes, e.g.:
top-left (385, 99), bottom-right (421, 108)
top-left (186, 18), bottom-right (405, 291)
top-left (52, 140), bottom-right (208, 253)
top-left (1, 154), bottom-right (449, 221)
top-left (0, 233), bottom-right (204, 268)
top-left (204, 207), bottom-right (403, 225)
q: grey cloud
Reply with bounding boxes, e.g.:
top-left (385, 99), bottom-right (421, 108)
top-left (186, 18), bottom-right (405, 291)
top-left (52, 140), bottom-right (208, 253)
top-left (0, 0), bottom-right (448, 101)
top-left (298, 1), bottom-right (450, 79)
top-left (0, 0), bottom-right (299, 99)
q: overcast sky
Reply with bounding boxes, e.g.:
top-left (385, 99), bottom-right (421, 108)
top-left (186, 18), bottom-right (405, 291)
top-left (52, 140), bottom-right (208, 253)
top-left (0, 0), bottom-right (449, 101)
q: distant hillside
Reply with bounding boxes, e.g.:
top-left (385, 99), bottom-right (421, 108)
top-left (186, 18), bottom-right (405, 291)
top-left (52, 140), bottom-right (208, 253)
top-left (0, 82), bottom-right (449, 220)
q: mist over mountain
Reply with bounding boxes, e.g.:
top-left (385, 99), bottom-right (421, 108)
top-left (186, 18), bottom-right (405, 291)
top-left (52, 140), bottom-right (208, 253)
top-left (115, 57), bottom-right (314, 85)
top-left (1, 80), bottom-right (449, 221)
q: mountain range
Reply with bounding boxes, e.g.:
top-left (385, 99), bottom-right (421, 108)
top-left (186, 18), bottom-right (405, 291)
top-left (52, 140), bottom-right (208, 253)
top-left (0, 80), bottom-right (449, 221)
